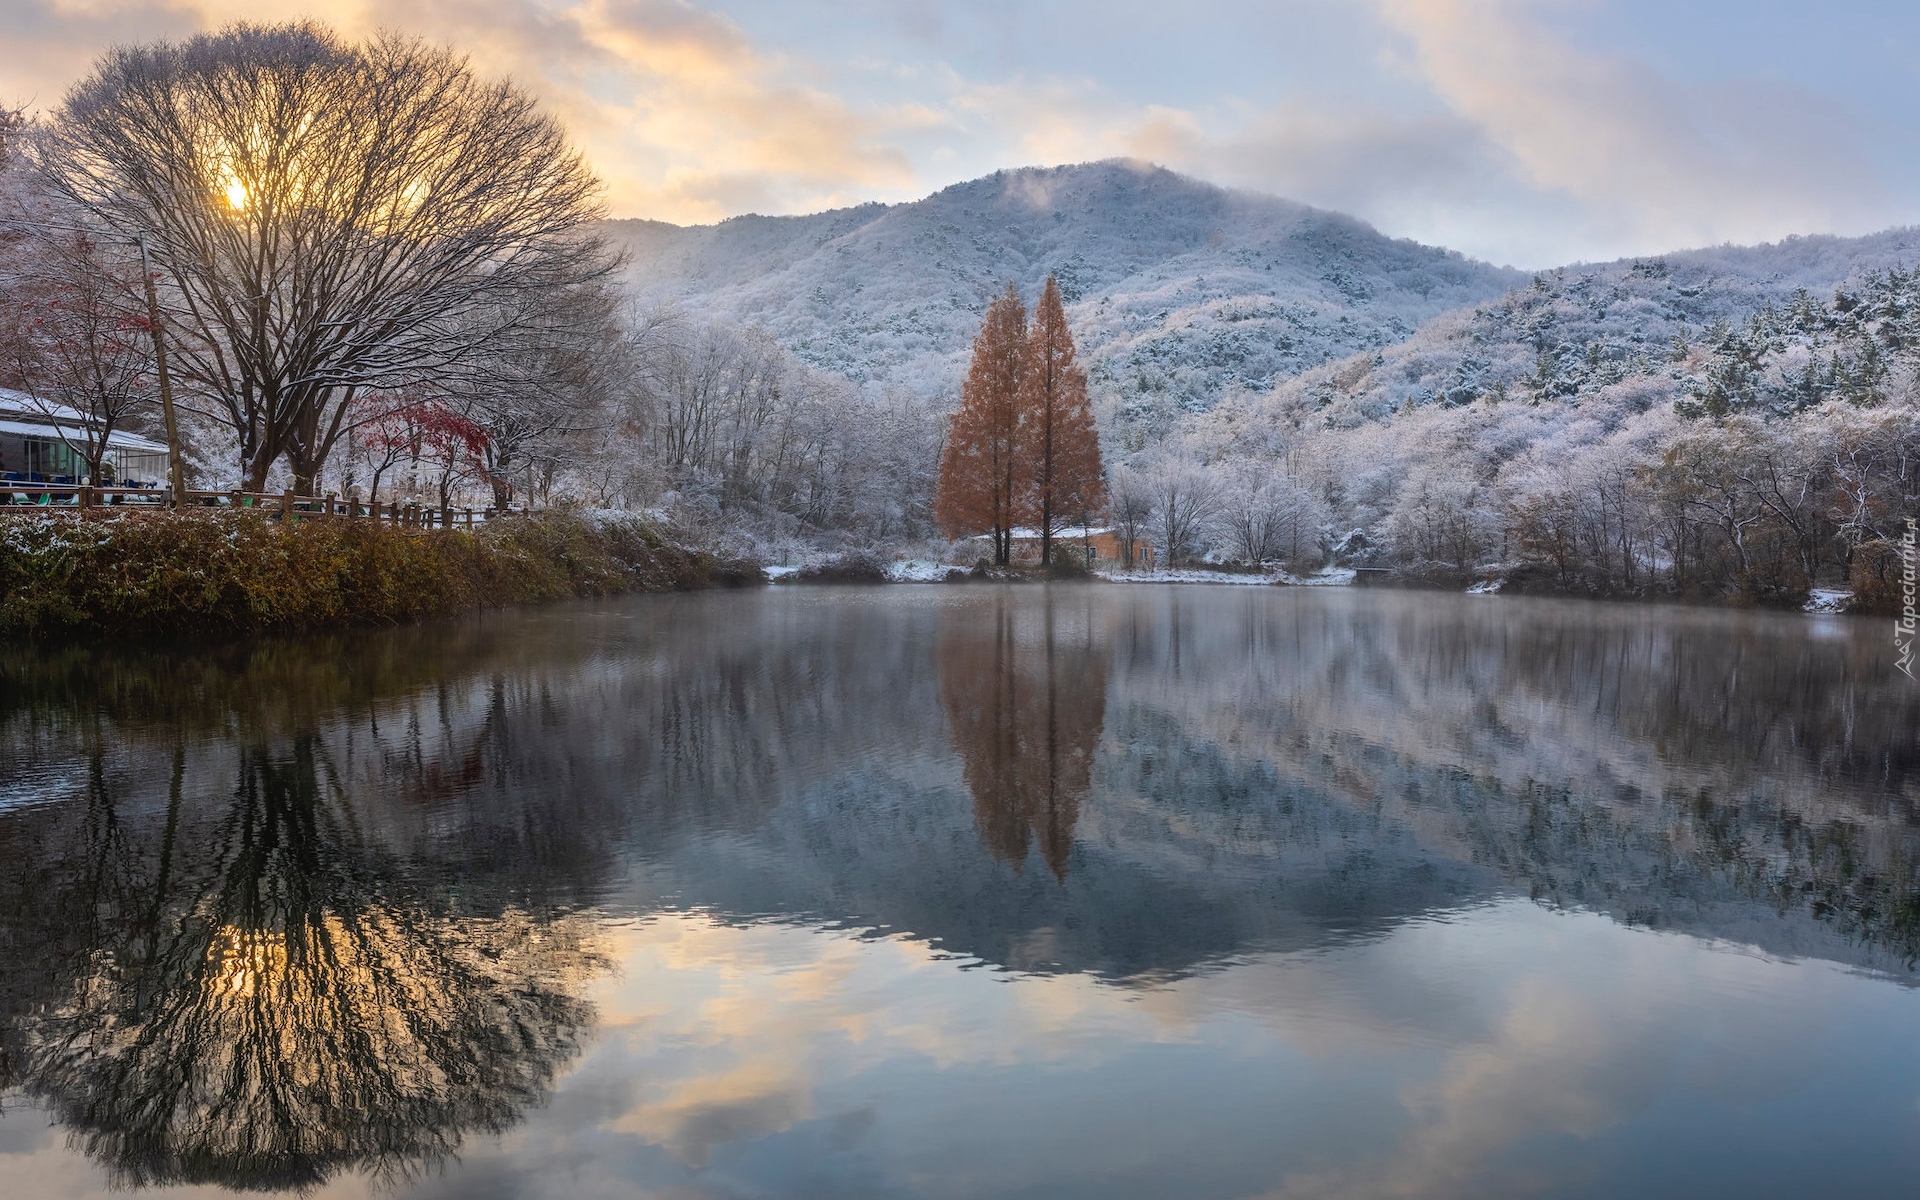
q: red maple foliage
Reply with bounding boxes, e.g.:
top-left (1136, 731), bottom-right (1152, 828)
top-left (353, 391), bottom-right (492, 507)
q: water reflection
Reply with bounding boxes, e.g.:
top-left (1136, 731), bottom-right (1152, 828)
top-left (0, 736), bottom-right (604, 1190)
top-left (1, 588), bottom-right (1918, 1196)
top-left (940, 593), bottom-right (1106, 878)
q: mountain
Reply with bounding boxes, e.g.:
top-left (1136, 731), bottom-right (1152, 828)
top-left (610, 160), bottom-right (1526, 415)
top-left (1275, 227), bottom-right (1920, 426)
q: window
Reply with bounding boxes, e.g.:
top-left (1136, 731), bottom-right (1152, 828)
top-left (25, 440), bottom-right (78, 480)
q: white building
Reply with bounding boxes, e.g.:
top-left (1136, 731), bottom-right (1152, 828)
top-left (0, 387), bottom-right (170, 485)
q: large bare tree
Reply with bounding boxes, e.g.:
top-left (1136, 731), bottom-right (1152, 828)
top-left (33, 22), bottom-right (617, 493)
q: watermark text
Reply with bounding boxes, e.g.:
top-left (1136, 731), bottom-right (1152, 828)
top-left (1899, 517), bottom-right (1917, 680)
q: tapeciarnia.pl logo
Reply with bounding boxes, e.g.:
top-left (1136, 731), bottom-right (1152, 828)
top-left (1899, 517), bottom-right (1917, 680)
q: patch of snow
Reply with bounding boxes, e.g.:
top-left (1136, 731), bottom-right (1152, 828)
top-left (581, 506), bottom-right (670, 529)
top-left (886, 559), bottom-right (954, 583)
top-left (1279, 567), bottom-right (1357, 587)
top-left (1804, 589), bottom-right (1852, 613)
top-left (1099, 568), bottom-right (1279, 586)
top-left (1467, 578), bottom-right (1505, 594)
top-left (764, 564), bottom-right (801, 581)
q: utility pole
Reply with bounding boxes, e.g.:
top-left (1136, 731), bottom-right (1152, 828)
top-left (134, 233), bottom-right (187, 507)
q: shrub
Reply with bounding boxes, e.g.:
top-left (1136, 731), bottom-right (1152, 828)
top-left (794, 552), bottom-right (889, 585)
top-left (0, 510), bottom-right (762, 638)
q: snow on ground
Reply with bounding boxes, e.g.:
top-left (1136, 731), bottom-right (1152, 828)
top-left (1099, 568), bottom-right (1279, 585)
top-left (1282, 567), bottom-right (1358, 586)
top-left (886, 559), bottom-right (953, 582)
top-left (1804, 589), bottom-right (1853, 613)
top-left (1466, 578), bottom-right (1504, 595)
top-left (764, 564), bottom-right (801, 581)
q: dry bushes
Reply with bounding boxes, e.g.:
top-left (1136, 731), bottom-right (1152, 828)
top-left (0, 511), bottom-right (761, 637)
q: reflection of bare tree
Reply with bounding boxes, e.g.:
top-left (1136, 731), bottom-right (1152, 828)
top-left (940, 593), bottom-right (1108, 879)
top-left (3, 736), bottom-right (604, 1192)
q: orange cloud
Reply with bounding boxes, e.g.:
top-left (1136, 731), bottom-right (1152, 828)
top-left (2, 0), bottom-right (920, 223)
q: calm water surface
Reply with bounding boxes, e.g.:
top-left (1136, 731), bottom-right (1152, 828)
top-left (1, 585), bottom-right (1917, 1199)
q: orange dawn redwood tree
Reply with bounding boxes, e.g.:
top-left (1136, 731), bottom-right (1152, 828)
top-left (1020, 275), bottom-right (1105, 564)
top-left (935, 276), bottom-right (1106, 566)
top-left (936, 284), bottom-right (1029, 564)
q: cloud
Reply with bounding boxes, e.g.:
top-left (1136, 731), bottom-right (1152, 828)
top-left (375, 0), bottom-right (927, 221)
top-left (1, 0), bottom-right (923, 223)
top-left (0, 0), bottom-right (1909, 263)
top-left (1372, 0), bottom-right (1890, 259)
top-left (1116, 99), bottom-right (1590, 265)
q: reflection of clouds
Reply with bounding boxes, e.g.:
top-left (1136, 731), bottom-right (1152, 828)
top-left (0, 900), bottom-right (1905, 1198)
top-left (477, 903), bottom-right (1876, 1199)
top-left (1254, 915), bottom-right (1854, 1200)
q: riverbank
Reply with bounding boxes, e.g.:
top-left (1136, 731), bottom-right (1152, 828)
top-left (0, 509), bottom-right (762, 638)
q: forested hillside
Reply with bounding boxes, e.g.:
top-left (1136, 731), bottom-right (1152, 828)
top-left (610, 163), bottom-right (1920, 609)
top-left (1166, 233), bottom-right (1920, 606)
top-left (1283, 228), bottom-right (1920, 425)
top-left (613, 160), bottom-right (1522, 418)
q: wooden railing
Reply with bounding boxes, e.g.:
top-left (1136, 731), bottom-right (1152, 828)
top-left (0, 484), bottom-right (516, 528)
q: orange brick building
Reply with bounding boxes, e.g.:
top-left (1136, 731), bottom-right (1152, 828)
top-left (977, 526), bottom-right (1156, 569)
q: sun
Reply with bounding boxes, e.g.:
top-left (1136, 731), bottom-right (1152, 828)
top-left (221, 173), bottom-right (248, 211)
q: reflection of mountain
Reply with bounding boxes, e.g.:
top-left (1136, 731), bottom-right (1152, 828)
top-left (0, 736), bottom-right (605, 1191)
top-left (612, 590), bottom-right (1920, 977)
top-left (4, 588), bottom-right (1919, 1013)
top-left (940, 594), bottom-right (1107, 879)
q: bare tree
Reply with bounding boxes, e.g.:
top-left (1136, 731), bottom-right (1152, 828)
top-left (611, 308), bottom-right (943, 542)
top-left (1107, 464), bottom-right (1154, 570)
top-left (1147, 455), bottom-right (1223, 568)
top-left (34, 22), bottom-right (617, 493)
top-left (442, 283), bottom-right (619, 508)
top-left (0, 219), bottom-right (156, 483)
top-left (1219, 465), bottom-right (1286, 564)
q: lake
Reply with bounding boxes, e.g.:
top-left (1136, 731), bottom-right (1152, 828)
top-left (1, 584), bottom-right (1917, 1199)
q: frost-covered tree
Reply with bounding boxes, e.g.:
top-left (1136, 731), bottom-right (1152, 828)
top-left (1107, 464), bottom-right (1156, 570)
top-left (0, 162), bottom-right (158, 484)
top-left (1145, 454), bottom-right (1223, 568)
top-left (33, 22), bottom-right (614, 493)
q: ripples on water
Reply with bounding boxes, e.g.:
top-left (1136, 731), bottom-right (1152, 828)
top-left (1, 586), bottom-right (1917, 1198)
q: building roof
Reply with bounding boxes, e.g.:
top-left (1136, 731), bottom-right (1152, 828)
top-left (971, 526), bottom-right (1123, 541)
top-left (0, 388), bottom-right (170, 453)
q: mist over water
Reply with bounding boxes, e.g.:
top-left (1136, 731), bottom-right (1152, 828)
top-left (2, 586), bottom-right (1917, 1198)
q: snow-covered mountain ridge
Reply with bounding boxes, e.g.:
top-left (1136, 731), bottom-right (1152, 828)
top-left (612, 159), bottom-right (1920, 445)
top-left (610, 160), bottom-right (1525, 413)
top-left (1282, 227), bottom-right (1920, 428)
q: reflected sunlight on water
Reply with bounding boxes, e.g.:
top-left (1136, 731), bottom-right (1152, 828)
top-left (1, 586), bottom-right (1916, 1198)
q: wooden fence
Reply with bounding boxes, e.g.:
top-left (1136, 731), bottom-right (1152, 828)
top-left (0, 484), bottom-right (515, 528)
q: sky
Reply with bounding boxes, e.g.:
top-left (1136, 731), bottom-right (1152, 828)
top-left (3, 0), bottom-right (1917, 267)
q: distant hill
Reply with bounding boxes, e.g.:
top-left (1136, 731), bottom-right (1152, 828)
top-left (1274, 227), bottom-right (1920, 426)
top-left (610, 160), bottom-right (1526, 414)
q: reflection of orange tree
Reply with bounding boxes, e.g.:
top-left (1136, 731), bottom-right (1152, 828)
top-left (939, 594), bottom-right (1108, 879)
top-left (8, 736), bottom-right (605, 1192)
